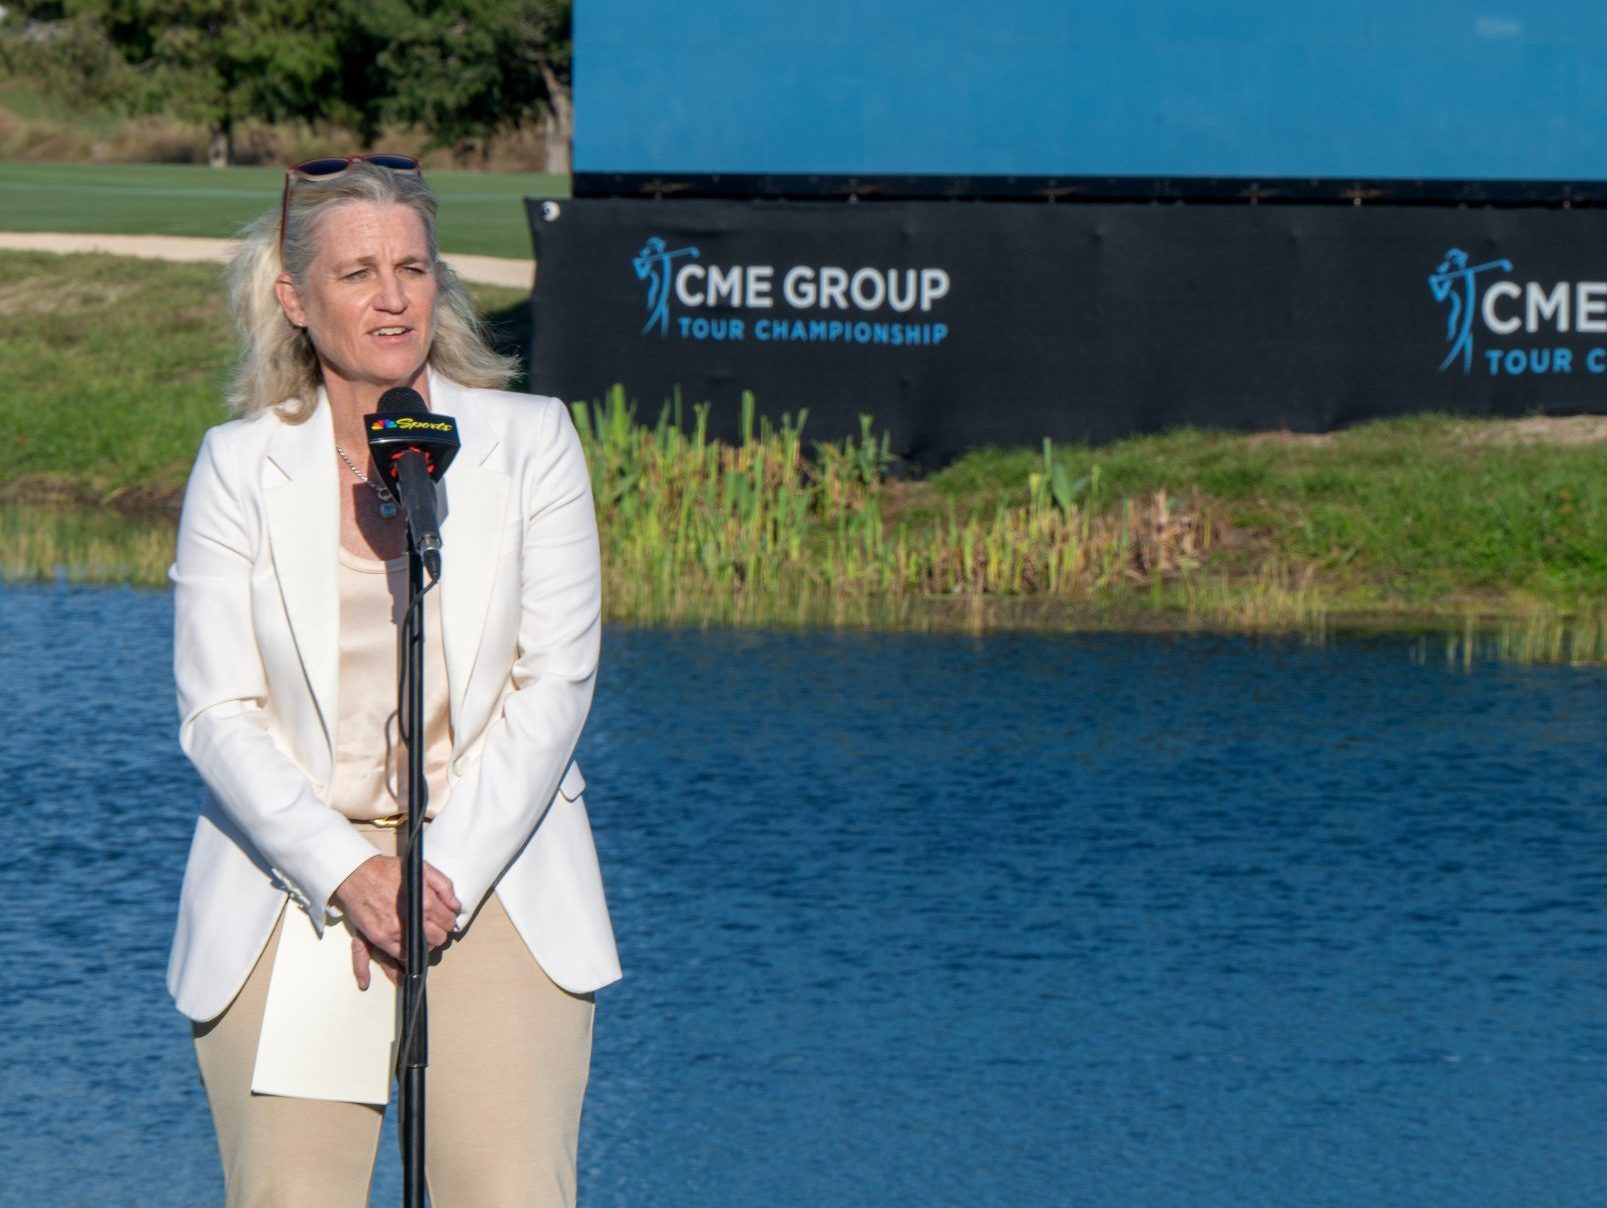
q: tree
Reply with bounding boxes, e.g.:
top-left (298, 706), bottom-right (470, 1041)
top-left (132, 0), bottom-right (389, 166)
top-left (0, 3), bottom-right (129, 111)
top-left (3, 0), bottom-right (387, 165)
top-left (367, 0), bottom-right (572, 171)
top-left (2, 0), bottom-right (573, 168)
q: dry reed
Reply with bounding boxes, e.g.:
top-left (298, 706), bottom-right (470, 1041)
top-left (574, 389), bottom-right (1218, 628)
top-left (5, 395), bottom-right (1601, 663)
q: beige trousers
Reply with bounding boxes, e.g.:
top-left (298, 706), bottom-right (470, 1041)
top-left (193, 827), bottom-right (596, 1208)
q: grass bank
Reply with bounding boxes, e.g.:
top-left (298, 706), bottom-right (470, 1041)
top-left (0, 250), bottom-right (530, 502)
top-left (573, 388), bottom-right (1607, 659)
top-left (3, 251), bottom-right (1605, 659)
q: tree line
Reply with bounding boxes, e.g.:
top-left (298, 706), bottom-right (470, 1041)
top-left (1, 0), bottom-right (572, 169)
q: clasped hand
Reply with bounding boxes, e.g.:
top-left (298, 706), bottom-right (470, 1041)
top-left (332, 854), bottom-right (462, 990)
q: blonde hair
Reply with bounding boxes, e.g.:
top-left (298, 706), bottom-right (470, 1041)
top-left (225, 164), bottom-right (518, 422)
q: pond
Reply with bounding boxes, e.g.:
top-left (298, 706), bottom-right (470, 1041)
top-left (3, 583), bottom-right (1605, 1206)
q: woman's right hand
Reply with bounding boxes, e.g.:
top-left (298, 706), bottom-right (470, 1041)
top-left (333, 854), bottom-right (461, 989)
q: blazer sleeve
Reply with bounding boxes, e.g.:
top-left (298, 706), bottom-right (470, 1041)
top-left (423, 400), bottom-right (602, 928)
top-left (171, 427), bottom-right (380, 927)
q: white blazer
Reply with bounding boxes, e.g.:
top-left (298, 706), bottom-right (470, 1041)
top-left (167, 372), bottom-right (620, 1022)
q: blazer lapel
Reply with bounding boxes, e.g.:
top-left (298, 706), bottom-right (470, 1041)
top-left (433, 374), bottom-right (508, 739)
top-left (262, 393), bottom-right (341, 767)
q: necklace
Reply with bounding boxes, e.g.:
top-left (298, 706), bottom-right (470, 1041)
top-left (334, 440), bottom-right (399, 518)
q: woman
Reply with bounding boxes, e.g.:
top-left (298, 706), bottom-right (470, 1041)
top-left (167, 156), bottom-right (619, 1207)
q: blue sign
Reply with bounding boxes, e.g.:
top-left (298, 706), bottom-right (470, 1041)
top-left (578, 0), bottom-right (1607, 182)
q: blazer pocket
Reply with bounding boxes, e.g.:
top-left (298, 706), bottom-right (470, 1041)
top-left (558, 762), bottom-right (585, 801)
top-left (495, 518), bottom-right (524, 560)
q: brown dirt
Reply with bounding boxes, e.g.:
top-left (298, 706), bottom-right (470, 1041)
top-left (1241, 430), bottom-right (1334, 448)
top-left (1456, 415), bottom-right (1607, 446)
top-left (876, 478), bottom-right (931, 526)
top-left (1241, 416), bottom-right (1607, 449)
top-left (0, 474), bottom-right (186, 515)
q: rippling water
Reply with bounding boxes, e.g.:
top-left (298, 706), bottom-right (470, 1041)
top-left (3, 583), bottom-right (1606, 1206)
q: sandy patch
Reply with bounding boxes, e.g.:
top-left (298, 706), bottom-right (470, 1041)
top-left (1458, 415), bottom-right (1607, 446)
top-left (0, 232), bottom-right (533, 289)
top-left (1243, 416), bottom-right (1607, 449)
top-left (1242, 431), bottom-right (1333, 448)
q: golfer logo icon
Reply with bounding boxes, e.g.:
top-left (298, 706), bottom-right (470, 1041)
top-left (633, 236), bottom-right (700, 336)
top-left (1428, 247), bottom-right (1512, 374)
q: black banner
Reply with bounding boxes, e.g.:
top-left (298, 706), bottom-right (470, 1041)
top-left (526, 197), bottom-right (1607, 464)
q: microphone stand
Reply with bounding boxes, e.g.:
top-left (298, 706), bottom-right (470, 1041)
top-left (367, 388), bottom-right (458, 1208)
top-left (398, 534), bottom-right (429, 1208)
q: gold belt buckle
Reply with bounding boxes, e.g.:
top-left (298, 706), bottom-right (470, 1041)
top-left (368, 812), bottom-right (408, 829)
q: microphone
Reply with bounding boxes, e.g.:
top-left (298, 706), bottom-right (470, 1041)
top-left (365, 386), bottom-right (461, 580)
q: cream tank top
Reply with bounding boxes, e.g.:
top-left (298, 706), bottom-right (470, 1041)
top-left (329, 547), bottom-right (454, 820)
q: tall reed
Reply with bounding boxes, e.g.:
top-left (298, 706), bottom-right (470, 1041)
top-left (5, 391), bottom-right (1601, 663)
top-left (572, 389), bottom-right (1218, 627)
top-left (1430, 606), bottom-right (1607, 667)
top-left (0, 504), bottom-right (175, 586)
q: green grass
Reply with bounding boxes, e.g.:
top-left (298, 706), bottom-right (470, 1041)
top-left (0, 81), bottom-right (125, 137)
top-left (0, 163), bottom-right (565, 258)
top-left (2, 251), bottom-right (232, 497)
top-left (0, 250), bottom-right (528, 499)
top-left (922, 424), bottom-right (1607, 608)
top-left (3, 250), bottom-right (1605, 655)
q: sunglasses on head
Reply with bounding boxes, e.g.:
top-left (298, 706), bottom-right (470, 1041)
top-left (278, 153), bottom-right (423, 262)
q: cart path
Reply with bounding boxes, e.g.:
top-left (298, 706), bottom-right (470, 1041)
top-left (0, 231), bottom-right (533, 289)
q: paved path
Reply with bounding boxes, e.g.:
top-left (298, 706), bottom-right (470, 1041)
top-left (0, 232), bottom-right (533, 289)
